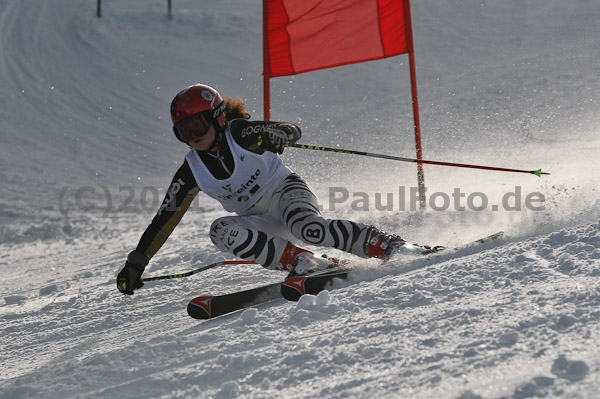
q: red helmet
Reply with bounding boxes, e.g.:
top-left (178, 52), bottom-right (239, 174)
top-left (170, 84), bottom-right (228, 143)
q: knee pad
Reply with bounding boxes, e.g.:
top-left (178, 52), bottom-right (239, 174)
top-left (209, 216), bottom-right (236, 245)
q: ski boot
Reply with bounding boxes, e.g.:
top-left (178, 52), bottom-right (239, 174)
top-left (278, 243), bottom-right (339, 277)
top-left (363, 226), bottom-right (426, 260)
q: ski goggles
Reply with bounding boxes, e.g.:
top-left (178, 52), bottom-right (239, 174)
top-left (173, 111), bottom-right (213, 144)
top-left (172, 101), bottom-right (227, 144)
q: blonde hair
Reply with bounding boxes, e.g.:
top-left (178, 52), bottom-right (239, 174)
top-left (224, 97), bottom-right (251, 120)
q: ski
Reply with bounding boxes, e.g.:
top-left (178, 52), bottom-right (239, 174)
top-left (187, 231), bottom-right (504, 319)
top-left (187, 281), bottom-right (282, 319)
top-left (281, 269), bottom-right (352, 301)
top-left (280, 231), bottom-right (505, 301)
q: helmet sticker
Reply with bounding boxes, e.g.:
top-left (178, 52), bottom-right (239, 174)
top-left (201, 90), bottom-right (214, 102)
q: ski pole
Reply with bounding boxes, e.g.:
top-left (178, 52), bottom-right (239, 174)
top-left (289, 143), bottom-right (549, 177)
top-left (142, 260), bottom-right (257, 282)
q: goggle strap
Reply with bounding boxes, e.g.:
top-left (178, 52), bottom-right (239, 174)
top-left (212, 101), bottom-right (226, 119)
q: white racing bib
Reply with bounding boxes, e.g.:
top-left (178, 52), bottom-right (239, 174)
top-left (185, 129), bottom-right (290, 214)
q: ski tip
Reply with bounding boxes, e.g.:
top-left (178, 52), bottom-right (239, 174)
top-left (532, 169), bottom-right (550, 177)
top-left (282, 277), bottom-right (307, 301)
top-left (187, 296), bottom-right (213, 319)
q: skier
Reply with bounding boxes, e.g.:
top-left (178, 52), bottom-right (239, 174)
top-left (117, 83), bottom-right (425, 295)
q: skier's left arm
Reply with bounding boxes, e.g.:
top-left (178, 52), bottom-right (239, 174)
top-left (229, 119), bottom-right (301, 154)
top-left (257, 122), bottom-right (301, 154)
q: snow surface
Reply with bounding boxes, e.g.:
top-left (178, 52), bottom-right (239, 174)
top-left (1, 0), bottom-right (599, 398)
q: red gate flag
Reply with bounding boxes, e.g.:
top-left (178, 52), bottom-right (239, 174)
top-left (262, 0), bottom-right (426, 209)
top-left (264, 0), bottom-right (410, 77)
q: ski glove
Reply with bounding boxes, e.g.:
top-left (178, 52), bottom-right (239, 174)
top-left (257, 123), bottom-right (300, 154)
top-left (116, 250), bottom-right (149, 295)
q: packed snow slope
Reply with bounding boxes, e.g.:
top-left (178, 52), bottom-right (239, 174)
top-left (1, 0), bottom-right (599, 398)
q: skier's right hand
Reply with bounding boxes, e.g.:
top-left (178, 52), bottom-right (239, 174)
top-left (116, 250), bottom-right (149, 295)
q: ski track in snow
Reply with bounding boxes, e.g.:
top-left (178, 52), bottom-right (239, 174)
top-left (1, 0), bottom-right (600, 398)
